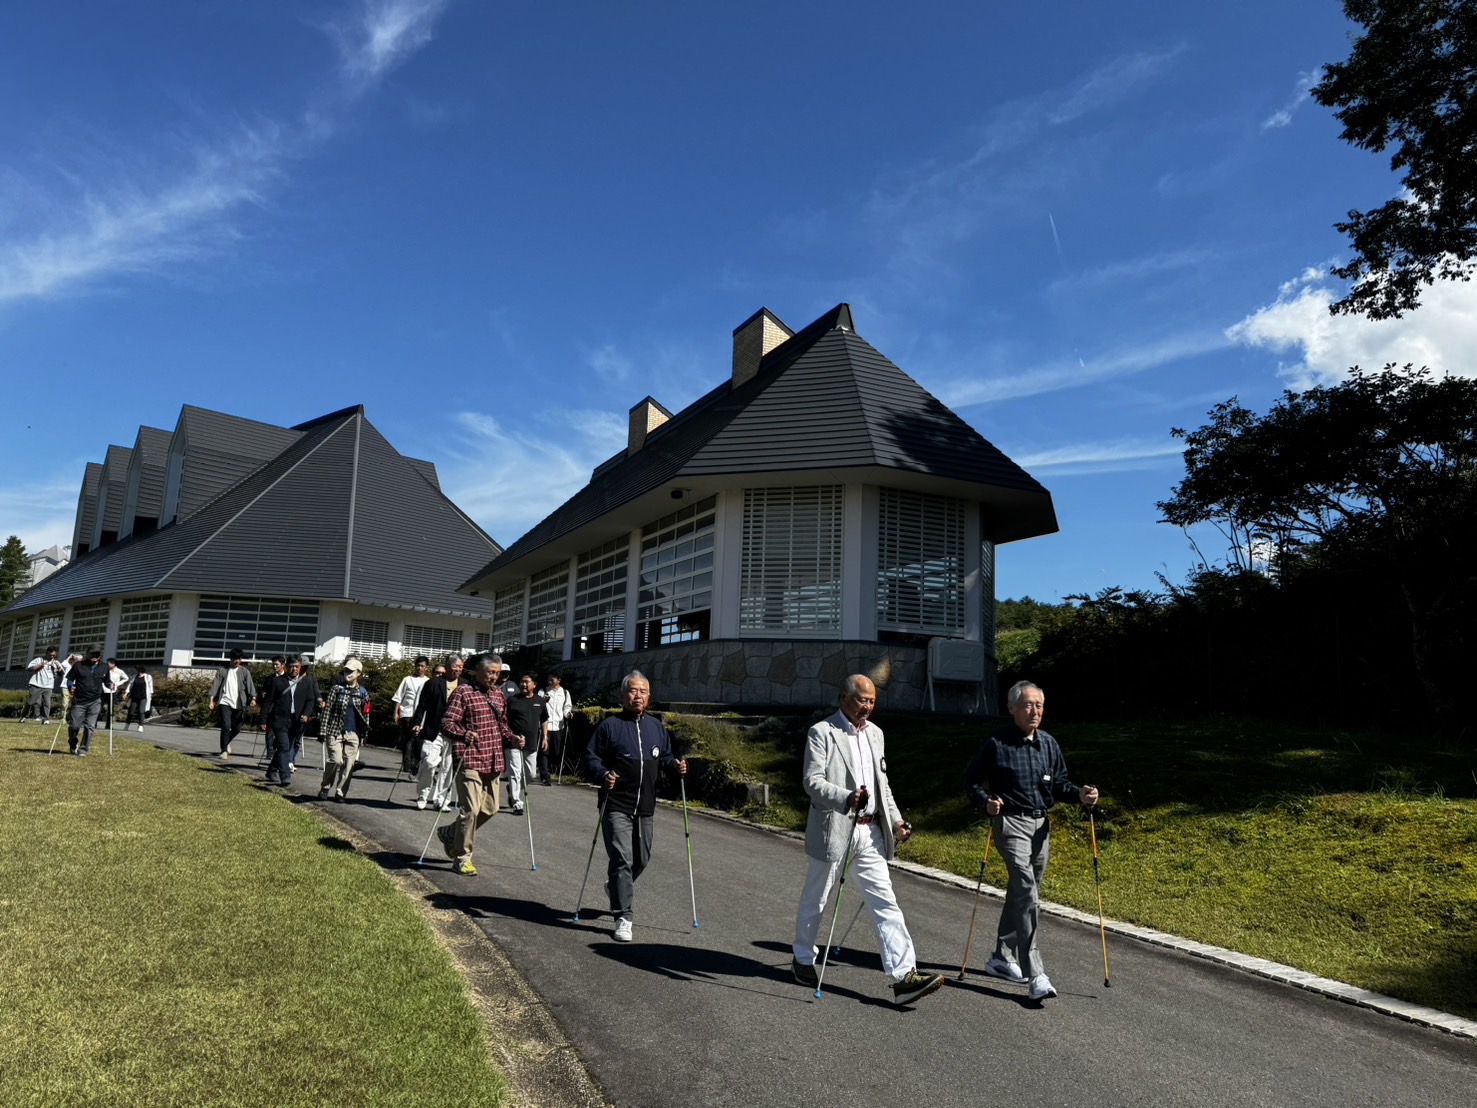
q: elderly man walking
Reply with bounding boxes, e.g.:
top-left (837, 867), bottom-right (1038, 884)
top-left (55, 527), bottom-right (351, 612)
top-left (791, 674), bottom-right (945, 1006)
top-left (435, 653), bottom-right (517, 876)
top-left (583, 671), bottom-right (686, 942)
top-left (318, 659), bottom-right (371, 800)
top-left (964, 679), bottom-right (1098, 1001)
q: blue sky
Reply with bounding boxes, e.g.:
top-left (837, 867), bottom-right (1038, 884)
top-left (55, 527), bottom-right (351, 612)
top-left (4, 1), bottom-right (1474, 602)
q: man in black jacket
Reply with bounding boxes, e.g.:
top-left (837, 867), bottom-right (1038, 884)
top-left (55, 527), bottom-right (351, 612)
top-left (66, 649), bottom-right (105, 755)
top-left (583, 671), bottom-right (686, 942)
top-left (262, 657), bottom-right (318, 786)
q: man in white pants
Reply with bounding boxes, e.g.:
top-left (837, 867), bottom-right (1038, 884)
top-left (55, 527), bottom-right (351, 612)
top-left (791, 674), bottom-right (945, 1007)
top-left (413, 655), bottom-right (462, 810)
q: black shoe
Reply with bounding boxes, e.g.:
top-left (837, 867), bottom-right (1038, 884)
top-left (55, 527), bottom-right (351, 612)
top-left (792, 958), bottom-right (819, 987)
top-left (892, 970), bottom-right (946, 1006)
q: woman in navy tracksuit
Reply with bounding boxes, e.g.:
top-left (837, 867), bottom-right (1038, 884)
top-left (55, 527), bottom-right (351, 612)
top-left (583, 670), bottom-right (685, 942)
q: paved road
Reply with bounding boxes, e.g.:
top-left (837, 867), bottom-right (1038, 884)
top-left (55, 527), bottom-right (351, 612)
top-left (141, 726), bottom-right (1475, 1108)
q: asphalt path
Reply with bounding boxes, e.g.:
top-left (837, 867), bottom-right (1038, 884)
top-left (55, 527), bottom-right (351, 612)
top-left (137, 725), bottom-right (1475, 1108)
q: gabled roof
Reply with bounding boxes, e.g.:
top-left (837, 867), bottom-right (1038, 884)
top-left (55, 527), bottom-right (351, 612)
top-left (171, 406), bottom-right (304, 523)
top-left (461, 303), bottom-right (1056, 591)
top-left (71, 463), bottom-right (103, 555)
top-left (124, 426), bottom-right (174, 530)
top-left (5, 406), bottom-right (501, 620)
top-left (96, 444), bottom-right (133, 539)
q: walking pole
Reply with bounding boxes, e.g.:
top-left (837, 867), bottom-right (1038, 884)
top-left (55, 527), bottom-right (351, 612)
top-left (386, 766), bottom-right (406, 803)
top-left (48, 715), bottom-right (66, 755)
top-left (415, 753), bottom-right (464, 867)
top-left (573, 789), bottom-right (610, 922)
top-left (1089, 807), bottom-right (1111, 987)
top-left (108, 687), bottom-right (115, 757)
top-left (523, 755), bottom-right (537, 872)
top-left (814, 799), bottom-right (864, 1000)
top-left (830, 900), bottom-right (865, 960)
top-left (958, 821), bottom-right (994, 979)
top-left (680, 775), bottom-right (698, 929)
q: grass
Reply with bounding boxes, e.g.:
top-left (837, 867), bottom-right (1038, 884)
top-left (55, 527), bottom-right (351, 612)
top-left (0, 722), bottom-right (510, 1107)
top-left (674, 711), bottom-right (1477, 1020)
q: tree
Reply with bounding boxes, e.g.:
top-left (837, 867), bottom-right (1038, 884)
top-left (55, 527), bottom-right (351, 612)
top-left (1158, 367), bottom-right (1477, 712)
top-left (0, 535), bottom-right (29, 605)
top-left (1311, 0), bottom-right (1477, 319)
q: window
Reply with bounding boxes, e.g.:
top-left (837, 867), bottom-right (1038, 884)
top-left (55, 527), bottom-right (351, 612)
top-left (980, 538), bottom-right (996, 646)
top-left (194, 595), bottom-right (320, 664)
top-left (34, 612), bottom-right (63, 657)
top-left (67, 604), bottom-right (111, 655)
top-left (7, 617), bottom-right (33, 668)
top-left (348, 618), bottom-right (389, 660)
top-left (492, 580), bottom-right (526, 653)
top-left (876, 488), bottom-right (966, 635)
top-left (0, 622), bottom-right (11, 668)
top-left (474, 632), bottom-right (491, 653)
top-left (403, 624), bottom-right (463, 655)
top-left (739, 486), bottom-right (843, 634)
top-left (116, 596), bottom-right (172, 663)
top-left (574, 536), bottom-right (629, 654)
top-left (636, 496), bottom-right (716, 648)
top-left (526, 562), bottom-right (570, 646)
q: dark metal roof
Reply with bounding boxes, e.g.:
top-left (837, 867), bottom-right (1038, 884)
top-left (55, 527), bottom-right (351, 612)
top-left (405, 457), bottom-right (441, 490)
top-left (173, 406), bottom-right (303, 522)
top-left (96, 444), bottom-right (133, 538)
top-left (4, 407), bottom-right (501, 620)
top-left (71, 463), bottom-right (103, 555)
top-left (126, 426), bottom-right (173, 528)
top-left (461, 302), bottom-right (1056, 590)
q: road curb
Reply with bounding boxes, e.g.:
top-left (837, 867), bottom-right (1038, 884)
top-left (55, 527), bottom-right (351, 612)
top-left (671, 796), bottom-right (1477, 1041)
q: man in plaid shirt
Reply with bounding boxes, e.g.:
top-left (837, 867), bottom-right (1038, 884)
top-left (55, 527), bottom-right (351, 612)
top-left (436, 653), bottom-right (521, 876)
top-left (964, 679), bottom-right (1098, 1001)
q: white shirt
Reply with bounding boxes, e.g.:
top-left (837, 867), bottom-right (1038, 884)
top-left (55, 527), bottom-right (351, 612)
top-left (220, 666), bottom-right (245, 708)
top-left (393, 674), bottom-right (429, 719)
top-left (543, 686), bottom-right (573, 729)
top-left (839, 714), bottom-right (877, 818)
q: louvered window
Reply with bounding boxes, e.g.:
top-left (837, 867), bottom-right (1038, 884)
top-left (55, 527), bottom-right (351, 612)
top-left (637, 496), bottom-right (715, 647)
top-left (194, 595), bottom-right (321, 663)
top-left (474, 632), bottom-right (491, 653)
top-left (876, 488), bottom-right (966, 634)
top-left (574, 536), bottom-right (629, 654)
top-left (348, 618), bottom-right (389, 660)
top-left (34, 612), bottom-right (63, 657)
top-left (492, 580), bottom-right (526, 653)
top-left (739, 486), bottom-right (843, 634)
top-left (0, 622), bottom-right (12, 668)
top-left (403, 624), bottom-right (463, 655)
top-left (67, 604), bottom-right (111, 655)
top-left (527, 562), bottom-right (570, 646)
top-left (116, 596), bottom-right (172, 663)
top-left (7, 617), bottom-right (32, 669)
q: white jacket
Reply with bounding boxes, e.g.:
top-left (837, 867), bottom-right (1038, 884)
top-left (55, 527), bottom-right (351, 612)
top-left (802, 710), bottom-right (903, 864)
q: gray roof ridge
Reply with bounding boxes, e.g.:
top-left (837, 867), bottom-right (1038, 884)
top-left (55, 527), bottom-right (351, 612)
top-left (165, 413), bottom-right (358, 586)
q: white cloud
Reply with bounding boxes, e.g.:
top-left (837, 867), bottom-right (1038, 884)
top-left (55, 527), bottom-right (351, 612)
top-left (332, 0), bottom-right (448, 92)
top-left (1226, 268), bottom-right (1477, 386)
top-left (441, 409), bottom-right (627, 546)
top-left (935, 328), bottom-right (1230, 407)
top-left (0, 475), bottom-right (84, 553)
top-left (1261, 71), bottom-right (1317, 131)
top-left (1010, 436), bottom-right (1183, 476)
top-left (585, 344), bottom-right (634, 384)
top-left (0, 0), bottom-right (449, 309)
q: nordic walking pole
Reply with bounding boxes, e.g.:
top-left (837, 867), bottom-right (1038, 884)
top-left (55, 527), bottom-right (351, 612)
top-left (814, 793), bottom-right (864, 999)
top-left (573, 789), bottom-right (610, 922)
top-left (1089, 806), bottom-right (1111, 987)
top-left (830, 899), bottom-right (864, 960)
top-left (386, 765), bottom-right (406, 803)
top-left (958, 820), bottom-right (994, 979)
top-left (523, 753), bottom-right (537, 872)
top-left (107, 686), bottom-right (115, 757)
top-left (416, 752), bottom-right (464, 867)
top-left (48, 715), bottom-right (66, 755)
top-left (680, 774), bottom-right (698, 928)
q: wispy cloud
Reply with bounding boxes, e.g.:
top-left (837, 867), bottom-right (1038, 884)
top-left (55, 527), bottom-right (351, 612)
top-left (1011, 436), bottom-right (1183, 475)
top-left (440, 409), bottom-right (627, 546)
top-left (1045, 247), bottom-right (1213, 296)
top-left (0, 0), bottom-right (449, 310)
top-left (0, 473), bottom-right (86, 551)
top-left (934, 329), bottom-right (1230, 408)
top-left (1261, 70), bottom-right (1318, 130)
top-left (1226, 265), bottom-right (1477, 386)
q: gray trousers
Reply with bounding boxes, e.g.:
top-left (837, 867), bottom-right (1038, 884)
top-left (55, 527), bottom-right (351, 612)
top-left (68, 699), bottom-right (102, 753)
top-left (994, 812), bottom-right (1051, 977)
top-left (602, 809), bottom-right (655, 922)
top-left (29, 687), bottom-right (53, 719)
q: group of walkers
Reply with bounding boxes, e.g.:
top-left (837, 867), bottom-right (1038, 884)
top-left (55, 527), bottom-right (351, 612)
top-left (51, 641), bottom-right (1096, 1009)
top-left (25, 647), bottom-right (154, 755)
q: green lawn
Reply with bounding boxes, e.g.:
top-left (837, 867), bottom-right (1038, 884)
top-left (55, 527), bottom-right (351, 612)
top-left (0, 723), bottom-right (509, 1108)
top-left (671, 711), bottom-right (1477, 1019)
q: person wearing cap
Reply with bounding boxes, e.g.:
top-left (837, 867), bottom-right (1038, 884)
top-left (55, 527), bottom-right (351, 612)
top-left (790, 673), bottom-right (945, 1007)
top-left (208, 648), bottom-right (258, 758)
top-left (26, 647), bottom-right (64, 723)
top-left (318, 658), bottom-right (371, 800)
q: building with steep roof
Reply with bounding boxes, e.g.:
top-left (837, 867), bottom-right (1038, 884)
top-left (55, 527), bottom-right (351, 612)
top-left (459, 303), bottom-right (1056, 713)
top-left (0, 405), bottom-right (500, 678)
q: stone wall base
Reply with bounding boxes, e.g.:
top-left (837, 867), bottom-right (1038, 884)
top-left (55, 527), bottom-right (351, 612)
top-left (556, 639), bottom-right (991, 715)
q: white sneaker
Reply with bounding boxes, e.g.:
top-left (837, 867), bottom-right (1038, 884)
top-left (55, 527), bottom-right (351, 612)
top-left (416, 798), bottom-right (428, 810)
top-left (613, 918), bottom-right (633, 942)
top-left (983, 953), bottom-right (1027, 984)
top-left (1027, 973), bottom-right (1057, 1000)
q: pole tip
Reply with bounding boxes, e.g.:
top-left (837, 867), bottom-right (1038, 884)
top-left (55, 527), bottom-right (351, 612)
top-left (692, 920), bottom-right (699, 929)
top-left (531, 865), bottom-right (537, 871)
top-left (814, 989), bottom-right (823, 999)
top-left (1105, 978), bottom-right (1112, 988)
top-left (956, 971), bottom-right (967, 980)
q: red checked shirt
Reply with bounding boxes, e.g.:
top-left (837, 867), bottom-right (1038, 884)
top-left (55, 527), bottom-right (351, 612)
top-left (438, 683), bottom-right (515, 776)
